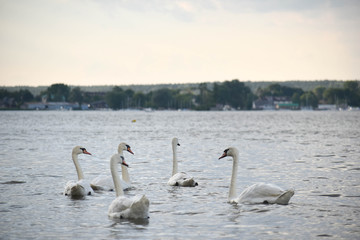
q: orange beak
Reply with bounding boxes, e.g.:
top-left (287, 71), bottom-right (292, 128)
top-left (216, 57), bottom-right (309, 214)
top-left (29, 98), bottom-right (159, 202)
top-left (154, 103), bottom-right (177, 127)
top-left (83, 150), bottom-right (92, 155)
top-left (218, 152), bottom-right (227, 160)
top-left (127, 147), bottom-right (134, 155)
top-left (122, 160), bottom-right (129, 167)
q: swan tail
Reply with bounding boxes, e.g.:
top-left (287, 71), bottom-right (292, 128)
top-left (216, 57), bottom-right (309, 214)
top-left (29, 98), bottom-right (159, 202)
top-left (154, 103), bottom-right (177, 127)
top-left (179, 177), bottom-right (198, 187)
top-left (90, 184), bottom-right (102, 191)
top-left (130, 195), bottom-right (150, 219)
top-left (275, 189), bottom-right (295, 205)
top-left (69, 185), bottom-right (86, 198)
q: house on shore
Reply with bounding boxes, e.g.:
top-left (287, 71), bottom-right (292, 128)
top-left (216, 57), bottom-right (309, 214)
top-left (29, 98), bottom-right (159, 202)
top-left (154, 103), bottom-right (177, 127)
top-left (26, 102), bottom-right (80, 110)
top-left (253, 96), bottom-right (299, 110)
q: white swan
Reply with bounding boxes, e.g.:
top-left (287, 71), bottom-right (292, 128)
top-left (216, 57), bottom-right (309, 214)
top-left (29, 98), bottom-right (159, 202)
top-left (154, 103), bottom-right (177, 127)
top-left (91, 143), bottom-right (134, 191)
top-left (64, 146), bottom-right (94, 198)
top-left (167, 138), bottom-right (198, 187)
top-left (219, 147), bottom-right (294, 205)
top-left (108, 154), bottom-right (149, 219)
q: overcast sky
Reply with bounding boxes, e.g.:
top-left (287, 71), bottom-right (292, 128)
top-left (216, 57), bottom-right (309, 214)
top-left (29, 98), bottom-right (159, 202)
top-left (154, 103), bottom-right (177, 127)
top-left (1, 0), bottom-right (359, 86)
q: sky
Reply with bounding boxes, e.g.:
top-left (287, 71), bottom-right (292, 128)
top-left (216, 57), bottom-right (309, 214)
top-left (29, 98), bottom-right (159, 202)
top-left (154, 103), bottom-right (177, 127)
top-left (0, 0), bottom-right (359, 86)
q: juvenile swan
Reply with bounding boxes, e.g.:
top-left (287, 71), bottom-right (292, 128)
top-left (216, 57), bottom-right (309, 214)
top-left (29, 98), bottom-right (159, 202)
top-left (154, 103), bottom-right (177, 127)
top-left (167, 138), bottom-right (198, 187)
top-left (108, 154), bottom-right (149, 219)
top-left (64, 146), bottom-right (94, 198)
top-left (91, 143), bottom-right (134, 191)
top-left (219, 147), bottom-right (294, 205)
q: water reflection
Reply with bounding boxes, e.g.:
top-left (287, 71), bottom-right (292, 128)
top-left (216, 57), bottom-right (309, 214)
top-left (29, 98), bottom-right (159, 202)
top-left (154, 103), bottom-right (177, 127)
top-left (108, 216), bottom-right (150, 227)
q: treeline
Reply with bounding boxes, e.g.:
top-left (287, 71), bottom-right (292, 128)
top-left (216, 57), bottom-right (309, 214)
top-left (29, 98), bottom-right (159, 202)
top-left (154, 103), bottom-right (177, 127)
top-left (1, 80), bottom-right (359, 110)
top-left (256, 81), bottom-right (360, 108)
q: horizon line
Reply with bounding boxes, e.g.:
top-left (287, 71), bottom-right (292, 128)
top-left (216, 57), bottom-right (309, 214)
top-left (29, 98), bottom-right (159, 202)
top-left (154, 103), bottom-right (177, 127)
top-left (1, 79), bottom-right (358, 88)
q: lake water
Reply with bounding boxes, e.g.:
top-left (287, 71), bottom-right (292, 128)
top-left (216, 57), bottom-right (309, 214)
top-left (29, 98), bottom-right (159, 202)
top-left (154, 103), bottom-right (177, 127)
top-left (0, 110), bottom-right (359, 239)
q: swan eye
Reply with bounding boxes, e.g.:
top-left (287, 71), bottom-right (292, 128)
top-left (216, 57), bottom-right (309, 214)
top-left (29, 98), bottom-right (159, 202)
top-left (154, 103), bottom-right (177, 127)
top-left (224, 149), bottom-right (229, 154)
top-left (80, 148), bottom-right (86, 152)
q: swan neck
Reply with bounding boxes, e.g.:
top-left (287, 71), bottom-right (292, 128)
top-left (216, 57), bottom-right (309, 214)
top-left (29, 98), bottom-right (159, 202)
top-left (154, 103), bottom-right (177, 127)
top-left (110, 154), bottom-right (124, 197)
top-left (121, 159), bottom-right (130, 183)
top-left (72, 153), bottom-right (84, 180)
top-left (172, 145), bottom-right (178, 176)
top-left (118, 150), bottom-right (130, 183)
top-left (229, 153), bottom-right (239, 201)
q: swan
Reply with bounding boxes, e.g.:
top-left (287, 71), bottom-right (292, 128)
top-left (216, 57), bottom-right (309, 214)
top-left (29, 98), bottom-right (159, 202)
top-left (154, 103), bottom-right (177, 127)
top-left (64, 146), bottom-right (94, 198)
top-left (91, 143), bottom-right (134, 191)
top-left (167, 138), bottom-right (198, 187)
top-left (219, 147), bottom-right (294, 205)
top-left (108, 154), bottom-right (149, 219)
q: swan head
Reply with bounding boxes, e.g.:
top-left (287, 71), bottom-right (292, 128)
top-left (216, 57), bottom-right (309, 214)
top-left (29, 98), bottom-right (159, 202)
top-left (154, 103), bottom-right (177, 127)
top-left (120, 155), bottom-right (129, 167)
top-left (118, 142), bottom-right (134, 155)
top-left (172, 138), bottom-right (180, 147)
top-left (72, 146), bottom-right (92, 155)
top-left (219, 147), bottom-right (238, 159)
top-left (118, 155), bottom-right (129, 167)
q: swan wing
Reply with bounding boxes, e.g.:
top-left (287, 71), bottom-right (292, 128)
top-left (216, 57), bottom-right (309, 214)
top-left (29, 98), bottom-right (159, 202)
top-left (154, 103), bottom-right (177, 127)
top-left (109, 196), bottom-right (133, 217)
top-left (64, 179), bottom-right (93, 197)
top-left (167, 172), bottom-right (185, 186)
top-left (275, 188), bottom-right (295, 205)
top-left (78, 179), bottom-right (94, 196)
top-left (167, 172), bottom-right (197, 187)
top-left (91, 175), bottom-right (131, 191)
top-left (64, 180), bottom-right (79, 196)
top-left (108, 195), bottom-right (149, 219)
top-left (237, 183), bottom-right (290, 204)
top-left (91, 175), bottom-right (114, 191)
top-left (128, 195), bottom-right (150, 219)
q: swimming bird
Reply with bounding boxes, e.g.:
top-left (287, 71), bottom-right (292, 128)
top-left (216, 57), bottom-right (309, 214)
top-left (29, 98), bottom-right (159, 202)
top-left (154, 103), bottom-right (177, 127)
top-left (108, 154), bottom-right (149, 219)
top-left (219, 147), bottom-right (294, 205)
top-left (64, 146), bottom-right (94, 198)
top-left (91, 142), bottom-right (134, 191)
top-left (167, 138), bottom-right (198, 187)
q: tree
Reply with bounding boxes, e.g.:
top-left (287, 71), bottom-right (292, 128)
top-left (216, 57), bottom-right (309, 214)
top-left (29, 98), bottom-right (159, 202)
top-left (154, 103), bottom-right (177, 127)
top-left (68, 87), bottom-right (83, 106)
top-left (291, 93), bottom-right (301, 105)
top-left (300, 92), bottom-right (318, 109)
top-left (213, 79), bottom-right (253, 110)
top-left (175, 92), bottom-right (194, 109)
top-left (323, 88), bottom-right (345, 105)
top-left (105, 87), bottom-right (125, 110)
top-left (46, 83), bottom-right (70, 102)
top-left (151, 88), bottom-right (174, 109)
top-left (133, 92), bottom-right (147, 108)
top-left (313, 86), bottom-right (326, 102)
top-left (259, 84), bottom-right (303, 98)
top-left (124, 89), bottom-right (135, 108)
top-left (343, 81), bottom-right (360, 106)
top-left (196, 83), bottom-right (214, 110)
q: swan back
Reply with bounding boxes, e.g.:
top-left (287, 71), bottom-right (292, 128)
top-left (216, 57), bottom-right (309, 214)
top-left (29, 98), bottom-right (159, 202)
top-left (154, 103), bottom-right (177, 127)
top-left (108, 195), bottom-right (150, 219)
top-left (237, 183), bottom-right (294, 205)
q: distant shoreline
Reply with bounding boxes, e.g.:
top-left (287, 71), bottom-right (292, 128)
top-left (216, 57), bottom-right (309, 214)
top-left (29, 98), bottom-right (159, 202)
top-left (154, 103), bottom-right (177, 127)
top-left (0, 80), bottom-right (350, 96)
